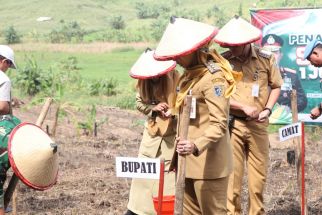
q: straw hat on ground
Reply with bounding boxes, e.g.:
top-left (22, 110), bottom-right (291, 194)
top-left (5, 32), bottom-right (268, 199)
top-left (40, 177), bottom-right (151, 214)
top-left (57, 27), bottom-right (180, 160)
top-left (129, 48), bottom-right (176, 79)
top-left (214, 16), bottom-right (261, 46)
top-left (154, 17), bottom-right (218, 61)
top-left (8, 123), bottom-right (58, 190)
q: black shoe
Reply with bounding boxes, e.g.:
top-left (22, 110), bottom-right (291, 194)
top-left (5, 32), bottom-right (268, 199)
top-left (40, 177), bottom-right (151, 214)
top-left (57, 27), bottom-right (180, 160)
top-left (124, 209), bottom-right (138, 215)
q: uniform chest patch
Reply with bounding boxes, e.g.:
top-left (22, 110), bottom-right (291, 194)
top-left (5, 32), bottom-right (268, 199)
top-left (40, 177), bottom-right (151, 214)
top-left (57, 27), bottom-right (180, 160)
top-left (214, 85), bottom-right (223, 97)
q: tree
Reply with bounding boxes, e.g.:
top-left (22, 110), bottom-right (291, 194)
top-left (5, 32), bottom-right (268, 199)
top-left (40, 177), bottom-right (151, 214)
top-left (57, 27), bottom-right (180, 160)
top-left (4, 26), bottom-right (21, 44)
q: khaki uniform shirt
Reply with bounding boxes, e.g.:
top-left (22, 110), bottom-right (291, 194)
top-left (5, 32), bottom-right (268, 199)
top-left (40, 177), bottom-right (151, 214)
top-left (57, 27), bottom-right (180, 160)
top-left (184, 70), bottom-right (233, 179)
top-left (224, 46), bottom-right (283, 121)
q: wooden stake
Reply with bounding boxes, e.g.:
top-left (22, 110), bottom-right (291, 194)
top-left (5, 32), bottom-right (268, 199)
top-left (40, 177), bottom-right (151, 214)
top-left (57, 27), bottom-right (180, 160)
top-left (94, 121), bottom-right (97, 137)
top-left (174, 95), bottom-right (192, 215)
top-left (51, 103), bottom-right (60, 137)
top-left (4, 97), bottom-right (53, 211)
top-left (291, 89), bottom-right (307, 215)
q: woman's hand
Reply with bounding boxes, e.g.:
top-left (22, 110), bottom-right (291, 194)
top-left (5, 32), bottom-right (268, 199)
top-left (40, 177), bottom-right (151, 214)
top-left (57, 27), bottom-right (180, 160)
top-left (152, 102), bottom-right (170, 118)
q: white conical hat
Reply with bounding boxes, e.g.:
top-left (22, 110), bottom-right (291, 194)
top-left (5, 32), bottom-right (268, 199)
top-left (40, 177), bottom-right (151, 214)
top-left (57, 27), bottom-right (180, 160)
top-left (8, 123), bottom-right (58, 190)
top-left (214, 16), bottom-right (261, 46)
top-left (129, 48), bottom-right (176, 79)
top-left (154, 17), bottom-right (218, 60)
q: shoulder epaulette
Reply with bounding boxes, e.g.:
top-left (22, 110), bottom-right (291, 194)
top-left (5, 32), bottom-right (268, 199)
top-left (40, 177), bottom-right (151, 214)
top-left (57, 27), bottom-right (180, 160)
top-left (205, 60), bottom-right (221, 74)
top-left (221, 51), bottom-right (233, 59)
top-left (258, 48), bottom-right (272, 59)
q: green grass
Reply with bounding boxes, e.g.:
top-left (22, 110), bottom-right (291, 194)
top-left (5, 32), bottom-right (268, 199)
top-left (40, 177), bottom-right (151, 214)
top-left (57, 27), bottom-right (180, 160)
top-left (14, 48), bottom-right (142, 86)
top-left (10, 47), bottom-right (140, 109)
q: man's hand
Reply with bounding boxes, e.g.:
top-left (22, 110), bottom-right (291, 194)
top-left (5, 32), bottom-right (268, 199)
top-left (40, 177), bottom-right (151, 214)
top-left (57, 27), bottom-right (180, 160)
top-left (257, 109), bottom-right (270, 122)
top-left (242, 105), bottom-right (259, 119)
top-left (310, 106), bottom-right (322, 120)
top-left (176, 137), bottom-right (196, 155)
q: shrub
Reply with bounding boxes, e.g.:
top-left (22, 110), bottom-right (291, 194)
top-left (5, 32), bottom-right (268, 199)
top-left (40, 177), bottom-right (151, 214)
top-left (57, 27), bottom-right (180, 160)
top-left (150, 18), bottom-right (168, 41)
top-left (14, 56), bottom-right (84, 97)
top-left (102, 29), bottom-right (144, 42)
top-left (4, 26), bottom-right (21, 44)
top-left (110, 16), bottom-right (126, 30)
top-left (14, 58), bottom-right (51, 96)
top-left (135, 2), bottom-right (160, 19)
top-left (174, 8), bottom-right (202, 22)
top-left (211, 6), bottom-right (229, 28)
top-left (88, 78), bottom-right (118, 96)
top-left (49, 21), bottom-right (85, 43)
top-left (59, 56), bottom-right (81, 71)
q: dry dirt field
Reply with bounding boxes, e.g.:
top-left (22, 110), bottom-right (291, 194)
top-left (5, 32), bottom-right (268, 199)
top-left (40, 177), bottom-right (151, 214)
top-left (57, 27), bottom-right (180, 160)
top-left (6, 103), bottom-right (322, 215)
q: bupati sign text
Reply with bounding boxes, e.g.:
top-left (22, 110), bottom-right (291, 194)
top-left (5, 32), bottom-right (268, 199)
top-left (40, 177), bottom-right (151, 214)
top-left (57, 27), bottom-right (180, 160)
top-left (115, 157), bottom-right (160, 179)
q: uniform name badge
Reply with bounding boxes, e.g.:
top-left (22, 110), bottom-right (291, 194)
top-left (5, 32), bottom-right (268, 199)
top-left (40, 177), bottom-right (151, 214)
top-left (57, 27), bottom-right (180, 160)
top-left (252, 84), bottom-right (259, 97)
top-left (190, 97), bottom-right (196, 119)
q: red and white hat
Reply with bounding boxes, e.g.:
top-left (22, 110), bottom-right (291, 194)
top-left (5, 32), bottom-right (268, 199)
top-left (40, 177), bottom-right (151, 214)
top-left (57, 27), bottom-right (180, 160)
top-left (8, 123), bottom-right (58, 190)
top-left (154, 17), bottom-right (218, 61)
top-left (214, 16), bottom-right (261, 46)
top-left (129, 48), bottom-right (176, 79)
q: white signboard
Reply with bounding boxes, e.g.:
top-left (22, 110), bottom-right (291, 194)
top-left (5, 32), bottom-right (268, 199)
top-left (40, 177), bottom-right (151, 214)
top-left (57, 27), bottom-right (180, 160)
top-left (279, 122), bottom-right (302, 142)
top-left (115, 157), bottom-right (160, 179)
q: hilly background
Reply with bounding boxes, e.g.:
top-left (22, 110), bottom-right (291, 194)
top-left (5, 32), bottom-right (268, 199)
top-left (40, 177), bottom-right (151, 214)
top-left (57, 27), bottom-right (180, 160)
top-left (1, 0), bottom-right (322, 108)
top-left (1, 0), bottom-right (322, 43)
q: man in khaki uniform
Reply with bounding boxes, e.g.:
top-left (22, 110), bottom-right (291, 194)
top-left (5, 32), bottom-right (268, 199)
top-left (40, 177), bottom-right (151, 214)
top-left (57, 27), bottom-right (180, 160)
top-left (214, 16), bottom-right (282, 215)
top-left (303, 38), bottom-right (322, 120)
top-left (154, 17), bottom-right (237, 214)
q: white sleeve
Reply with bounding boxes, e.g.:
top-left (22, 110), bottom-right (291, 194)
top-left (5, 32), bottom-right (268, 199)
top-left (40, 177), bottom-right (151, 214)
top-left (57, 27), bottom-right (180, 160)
top-left (0, 81), bottom-right (11, 101)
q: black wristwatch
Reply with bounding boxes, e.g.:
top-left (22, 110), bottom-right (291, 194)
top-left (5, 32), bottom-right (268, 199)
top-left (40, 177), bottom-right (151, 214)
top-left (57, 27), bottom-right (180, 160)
top-left (263, 107), bottom-right (272, 116)
top-left (319, 103), bottom-right (322, 112)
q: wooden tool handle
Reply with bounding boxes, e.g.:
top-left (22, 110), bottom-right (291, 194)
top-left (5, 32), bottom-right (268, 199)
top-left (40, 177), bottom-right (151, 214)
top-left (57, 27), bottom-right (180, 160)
top-left (174, 95), bottom-right (192, 215)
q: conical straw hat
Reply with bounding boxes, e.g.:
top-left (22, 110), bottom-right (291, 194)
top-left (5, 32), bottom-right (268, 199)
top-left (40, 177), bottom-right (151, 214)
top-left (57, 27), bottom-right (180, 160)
top-left (214, 16), bottom-right (261, 46)
top-left (8, 123), bottom-right (58, 190)
top-left (154, 17), bottom-right (218, 61)
top-left (129, 48), bottom-right (176, 79)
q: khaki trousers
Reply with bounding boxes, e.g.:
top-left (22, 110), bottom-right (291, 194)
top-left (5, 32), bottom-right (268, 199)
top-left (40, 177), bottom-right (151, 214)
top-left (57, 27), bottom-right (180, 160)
top-left (227, 120), bottom-right (269, 215)
top-left (184, 177), bottom-right (229, 215)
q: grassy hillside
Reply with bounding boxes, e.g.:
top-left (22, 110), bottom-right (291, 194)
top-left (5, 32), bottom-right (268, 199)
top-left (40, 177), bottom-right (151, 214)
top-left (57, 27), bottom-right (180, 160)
top-left (2, 0), bottom-right (322, 43)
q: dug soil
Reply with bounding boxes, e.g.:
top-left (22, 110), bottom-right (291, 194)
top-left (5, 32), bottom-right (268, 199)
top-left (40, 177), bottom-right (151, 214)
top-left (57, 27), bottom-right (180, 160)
top-left (7, 103), bottom-right (322, 215)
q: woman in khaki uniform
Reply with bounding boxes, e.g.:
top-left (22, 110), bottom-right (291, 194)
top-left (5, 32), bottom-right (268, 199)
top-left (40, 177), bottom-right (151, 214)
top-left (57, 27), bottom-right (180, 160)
top-left (214, 16), bottom-right (283, 215)
top-left (154, 17), bottom-right (237, 215)
top-left (125, 49), bottom-right (179, 215)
